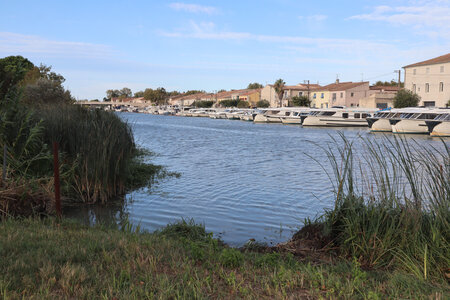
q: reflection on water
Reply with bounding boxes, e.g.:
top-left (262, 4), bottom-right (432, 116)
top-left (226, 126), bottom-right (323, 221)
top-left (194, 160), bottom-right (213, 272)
top-left (64, 113), bottom-right (447, 246)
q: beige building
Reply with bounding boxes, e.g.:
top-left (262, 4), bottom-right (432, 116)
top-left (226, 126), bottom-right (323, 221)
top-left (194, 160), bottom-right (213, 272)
top-left (403, 53), bottom-right (450, 107)
top-left (311, 81), bottom-right (370, 108)
top-left (168, 93), bottom-right (214, 106)
top-left (260, 83), bottom-right (320, 107)
top-left (359, 86), bottom-right (400, 109)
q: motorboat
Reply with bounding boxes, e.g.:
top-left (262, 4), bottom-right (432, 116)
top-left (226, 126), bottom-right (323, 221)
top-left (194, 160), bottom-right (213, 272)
top-left (389, 108), bottom-right (443, 134)
top-left (280, 108), bottom-right (310, 125)
top-left (425, 110), bottom-right (450, 137)
top-left (301, 107), bottom-right (378, 127)
top-left (253, 109), bottom-right (289, 123)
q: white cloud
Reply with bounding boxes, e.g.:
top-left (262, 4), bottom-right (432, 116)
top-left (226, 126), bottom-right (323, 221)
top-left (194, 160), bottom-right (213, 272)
top-left (169, 2), bottom-right (218, 14)
top-left (349, 2), bottom-right (450, 37)
top-left (298, 14), bottom-right (327, 22)
top-left (0, 32), bottom-right (114, 58)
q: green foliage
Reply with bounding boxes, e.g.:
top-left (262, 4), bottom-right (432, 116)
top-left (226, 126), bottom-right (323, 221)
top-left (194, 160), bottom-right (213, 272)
top-left (236, 100), bottom-right (249, 108)
top-left (290, 95), bottom-right (311, 107)
top-left (158, 219), bottom-right (210, 242)
top-left (247, 82), bottom-right (263, 89)
top-left (143, 87), bottom-right (167, 104)
top-left (393, 89), bottom-right (420, 108)
top-left (314, 134), bottom-right (449, 279)
top-left (219, 99), bottom-right (239, 107)
top-left (193, 100), bottom-right (213, 108)
top-left (375, 80), bottom-right (403, 88)
top-left (273, 79), bottom-right (285, 106)
top-left (185, 90), bottom-right (205, 96)
top-left (0, 56), bottom-right (34, 99)
top-left (21, 78), bottom-right (74, 105)
top-left (256, 99), bottom-right (270, 108)
top-left (447, 99), bottom-right (450, 107)
top-left (219, 248), bottom-right (244, 268)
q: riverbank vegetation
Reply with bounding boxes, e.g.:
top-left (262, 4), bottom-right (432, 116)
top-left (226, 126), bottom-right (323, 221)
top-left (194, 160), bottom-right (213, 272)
top-left (1, 218), bottom-right (448, 299)
top-left (0, 56), bottom-right (161, 216)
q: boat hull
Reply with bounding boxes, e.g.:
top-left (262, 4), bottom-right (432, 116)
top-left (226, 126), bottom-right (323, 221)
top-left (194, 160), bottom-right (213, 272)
top-left (367, 118), bottom-right (392, 132)
top-left (281, 117), bottom-right (301, 124)
top-left (427, 121), bottom-right (450, 137)
top-left (302, 116), bottom-right (368, 127)
top-left (390, 119), bottom-right (428, 134)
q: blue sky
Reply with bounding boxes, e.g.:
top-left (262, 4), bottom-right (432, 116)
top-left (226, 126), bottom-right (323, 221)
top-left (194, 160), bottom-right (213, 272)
top-left (1, 0), bottom-right (449, 100)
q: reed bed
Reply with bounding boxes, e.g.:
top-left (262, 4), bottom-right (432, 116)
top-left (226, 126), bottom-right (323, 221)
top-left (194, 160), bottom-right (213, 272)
top-left (313, 133), bottom-right (449, 280)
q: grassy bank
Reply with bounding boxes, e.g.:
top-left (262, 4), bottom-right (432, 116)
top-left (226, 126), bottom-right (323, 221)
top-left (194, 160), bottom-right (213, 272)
top-left (0, 218), bottom-right (448, 299)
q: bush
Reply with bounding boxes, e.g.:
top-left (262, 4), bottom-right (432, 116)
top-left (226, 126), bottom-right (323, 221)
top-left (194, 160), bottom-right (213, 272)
top-left (193, 100), bottom-right (214, 108)
top-left (256, 100), bottom-right (270, 108)
top-left (393, 89), bottom-right (420, 108)
top-left (290, 95), bottom-right (310, 107)
top-left (219, 248), bottom-right (244, 268)
top-left (237, 100), bottom-right (249, 108)
top-left (219, 99), bottom-right (239, 107)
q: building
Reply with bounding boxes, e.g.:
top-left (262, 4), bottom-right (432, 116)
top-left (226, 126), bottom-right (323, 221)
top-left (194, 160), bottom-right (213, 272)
top-left (238, 89), bottom-right (261, 107)
top-left (168, 93), bottom-right (214, 106)
top-left (359, 86), bottom-right (400, 109)
top-left (260, 83), bottom-right (321, 107)
top-left (310, 80), bottom-right (370, 108)
top-left (403, 53), bottom-right (450, 107)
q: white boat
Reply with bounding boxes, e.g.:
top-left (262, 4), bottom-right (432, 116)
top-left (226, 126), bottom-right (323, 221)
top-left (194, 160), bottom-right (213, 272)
top-left (389, 108), bottom-right (443, 134)
top-left (239, 111), bottom-right (256, 121)
top-left (366, 109), bottom-right (402, 132)
top-left (302, 107), bottom-right (377, 127)
top-left (425, 111), bottom-right (450, 137)
top-left (280, 108), bottom-right (310, 125)
top-left (253, 109), bottom-right (288, 123)
top-left (190, 108), bottom-right (216, 117)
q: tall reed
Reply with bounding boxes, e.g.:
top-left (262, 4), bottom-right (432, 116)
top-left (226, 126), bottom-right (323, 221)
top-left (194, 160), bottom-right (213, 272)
top-left (37, 105), bottom-right (136, 203)
top-left (314, 133), bottom-right (449, 280)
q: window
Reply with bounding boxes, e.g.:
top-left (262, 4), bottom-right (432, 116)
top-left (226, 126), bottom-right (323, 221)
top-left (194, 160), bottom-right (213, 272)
top-left (413, 69), bottom-right (416, 75)
top-left (321, 93), bottom-right (324, 98)
top-left (350, 103), bottom-right (354, 107)
top-left (340, 92), bottom-right (343, 98)
top-left (332, 93), bottom-right (336, 100)
top-left (440, 66), bottom-right (444, 73)
top-left (439, 82), bottom-right (444, 92)
top-left (354, 113), bottom-right (360, 119)
top-left (299, 92), bottom-right (303, 96)
top-left (412, 84), bottom-right (416, 93)
top-left (426, 67), bottom-right (430, 73)
top-left (423, 101), bottom-right (435, 107)
top-left (325, 103), bottom-right (328, 108)
top-left (313, 93), bottom-right (316, 99)
top-left (376, 103), bottom-right (388, 109)
top-left (342, 113), bottom-right (348, 119)
top-left (362, 113), bottom-right (368, 118)
top-left (425, 83), bottom-right (430, 93)
top-left (351, 92), bottom-right (354, 97)
top-left (320, 103), bottom-right (323, 108)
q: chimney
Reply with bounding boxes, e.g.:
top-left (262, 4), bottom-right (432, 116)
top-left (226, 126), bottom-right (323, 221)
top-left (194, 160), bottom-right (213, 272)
top-left (336, 79), bottom-right (340, 84)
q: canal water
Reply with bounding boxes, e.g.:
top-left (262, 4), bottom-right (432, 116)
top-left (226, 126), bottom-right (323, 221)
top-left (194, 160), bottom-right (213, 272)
top-left (65, 113), bottom-right (446, 246)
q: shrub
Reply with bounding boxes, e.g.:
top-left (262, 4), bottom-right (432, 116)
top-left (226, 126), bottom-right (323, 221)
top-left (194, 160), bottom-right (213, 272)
top-left (256, 100), bottom-right (270, 108)
top-left (237, 100), bottom-right (249, 108)
top-left (219, 248), bottom-right (244, 268)
top-left (193, 100), bottom-right (214, 108)
top-left (219, 99), bottom-right (239, 107)
top-left (290, 95), bottom-right (310, 107)
top-left (393, 89), bottom-right (420, 108)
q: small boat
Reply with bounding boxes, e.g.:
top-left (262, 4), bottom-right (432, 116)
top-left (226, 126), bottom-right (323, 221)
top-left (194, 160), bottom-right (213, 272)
top-left (280, 108), bottom-right (310, 125)
top-left (254, 109), bottom-right (288, 123)
top-left (302, 107), bottom-right (377, 127)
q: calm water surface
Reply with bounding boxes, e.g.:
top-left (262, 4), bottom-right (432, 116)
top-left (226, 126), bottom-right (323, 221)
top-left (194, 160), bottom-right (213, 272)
top-left (65, 113), bottom-right (446, 246)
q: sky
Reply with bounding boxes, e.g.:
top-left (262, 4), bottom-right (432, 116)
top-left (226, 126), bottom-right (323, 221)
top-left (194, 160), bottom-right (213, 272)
top-left (1, 0), bottom-right (449, 100)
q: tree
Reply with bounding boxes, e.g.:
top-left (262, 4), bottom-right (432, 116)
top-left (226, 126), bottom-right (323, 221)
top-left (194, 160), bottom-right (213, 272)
top-left (219, 99), bottom-right (239, 107)
top-left (375, 80), bottom-right (404, 88)
top-left (247, 82), bottom-right (263, 89)
top-left (290, 95), bottom-right (311, 107)
top-left (237, 100), bottom-right (249, 108)
top-left (119, 87), bottom-right (132, 99)
top-left (273, 79), bottom-right (285, 107)
top-left (106, 89), bottom-right (120, 100)
top-left (0, 55), bottom-right (35, 99)
top-left (21, 78), bottom-right (74, 105)
top-left (185, 90), bottom-right (205, 96)
top-left (256, 100), bottom-right (270, 108)
top-left (134, 91), bottom-right (144, 97)
top-left (393, 89), bottom-right (420, 108)
top-left (144, 87), bottom-right (168, 104)
top-left (193, 100), bottom-right (213, 108)
top-left (217, 89), bottom-right (226, 93)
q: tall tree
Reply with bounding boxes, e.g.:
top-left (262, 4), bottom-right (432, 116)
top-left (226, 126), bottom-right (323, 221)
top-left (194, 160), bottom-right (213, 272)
top-left (273, 79), bottom-right (285, 107)
top-left (290, 95), bottom-right (311, 107)
top-left (393, 89), bottom-right (420, 108)
top-left (0, 55), bottom-right (35, 100)
top-left (106, 89), bottom-right (120, 100)
top-left (247, 82), bottom-right (263, 89)
top-left (119, 87), bottom-right (132, 98)
top-left (21, 78), bottom-right (74, 105)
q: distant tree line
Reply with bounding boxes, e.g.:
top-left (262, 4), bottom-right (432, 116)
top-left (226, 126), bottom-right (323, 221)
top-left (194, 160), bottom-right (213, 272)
top-left (374, 80), bottom-right (404, 88)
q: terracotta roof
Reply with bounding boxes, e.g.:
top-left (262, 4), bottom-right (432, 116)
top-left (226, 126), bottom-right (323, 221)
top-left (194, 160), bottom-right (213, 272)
top-left (312, 81), bottom-right (368, 91)
top-left (370, 85), bottom-right (401, 91)
top-left (403, 53), bottom-right (450, 68)
top-left (240, 88), bottom-right (261, 96)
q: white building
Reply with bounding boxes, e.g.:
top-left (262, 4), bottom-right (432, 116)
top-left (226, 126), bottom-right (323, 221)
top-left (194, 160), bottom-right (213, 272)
top-left (403, 53), bottom-right (450, 107)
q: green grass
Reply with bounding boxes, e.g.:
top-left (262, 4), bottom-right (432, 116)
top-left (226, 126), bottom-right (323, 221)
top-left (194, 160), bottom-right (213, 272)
top-left (0, 218), bottom-right (448, 299)
top-left (310, 133), bottom-right (450, 282)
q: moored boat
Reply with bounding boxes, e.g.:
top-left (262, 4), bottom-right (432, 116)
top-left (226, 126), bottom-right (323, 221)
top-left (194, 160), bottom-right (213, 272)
top-left (302, 107), bottom-right (377, 127)
top-left (425, 111), bottom-right (450, 137)
top-left (389, 108), bottom-right (443, 134)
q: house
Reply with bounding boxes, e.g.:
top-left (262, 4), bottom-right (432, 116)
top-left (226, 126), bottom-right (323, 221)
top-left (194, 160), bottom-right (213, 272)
top-left (403, 53), bottom-right (450, 107)
top-left (168, 93), bottom-right (214, 106)
top-left (310, 80), bottom-right (370, 108)
top-left (359, 86), bottom-right (400, 109)
top-left (111, 97), bottom-right (149, 103)
top-left (238, 89), bottom-right (261, 106)
top-left (260, 83), bottom-right (321, 107)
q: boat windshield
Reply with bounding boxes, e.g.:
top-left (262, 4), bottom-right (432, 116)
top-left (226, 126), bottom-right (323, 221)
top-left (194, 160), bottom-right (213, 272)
top-left (434, 113), bottom-right (450, 121)
top-left (319, 111), bottom-right (336, 116)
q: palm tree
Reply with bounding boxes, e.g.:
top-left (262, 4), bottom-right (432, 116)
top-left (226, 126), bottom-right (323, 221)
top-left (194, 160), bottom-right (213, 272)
top-left (273, 79), bottom-right (285, 107)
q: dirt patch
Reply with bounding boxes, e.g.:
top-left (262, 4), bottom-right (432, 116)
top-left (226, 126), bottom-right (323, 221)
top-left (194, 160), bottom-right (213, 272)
top-left (270, 223), bottom-right (336, 263)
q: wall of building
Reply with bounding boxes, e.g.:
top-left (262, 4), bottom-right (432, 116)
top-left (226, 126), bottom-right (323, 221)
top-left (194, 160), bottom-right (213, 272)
top-left (344, 82), bottom-right (370, 107)
top-left (311, 90), bottom-right (330, 108)
top-left (359, 92), bottom-right (395, 109)
top-left (261, 85), bottom-right (280, 107)
top-left (404, 61), bottom-right (450, 107)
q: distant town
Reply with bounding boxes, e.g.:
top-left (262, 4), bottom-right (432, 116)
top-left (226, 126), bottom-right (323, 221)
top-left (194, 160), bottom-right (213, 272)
top-left (81, 53), bottom-right (450, 109)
